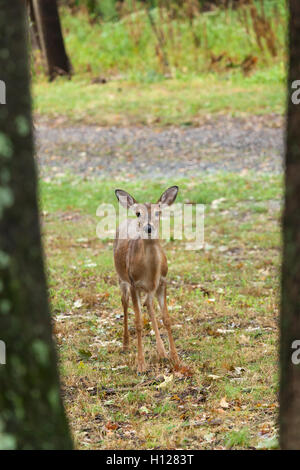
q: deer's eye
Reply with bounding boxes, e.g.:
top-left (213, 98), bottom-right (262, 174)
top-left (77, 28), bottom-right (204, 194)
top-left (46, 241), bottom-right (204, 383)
top-left (136, 212), bottom-right (141, 217)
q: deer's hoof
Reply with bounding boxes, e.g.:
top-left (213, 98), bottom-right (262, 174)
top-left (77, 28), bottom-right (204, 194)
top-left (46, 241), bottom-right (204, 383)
top-left (170, 354), bottom-right (180, 366)
top-left (137, 361), bottom-right (147, 374)
top-left (157, 350), bottom-right (168, 360)
top-left (157, 347), bottom-right (168, 359)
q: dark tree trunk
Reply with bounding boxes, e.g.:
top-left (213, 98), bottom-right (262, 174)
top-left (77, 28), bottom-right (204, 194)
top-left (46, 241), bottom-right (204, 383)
top-left (0, 1), bottom-right (73, 450)
top-left (27, 0), bottom-right (41, 50)
top-left (280, 0), bottom-right (300, 450)
top-left (30, 0), bottom-right (72, 81)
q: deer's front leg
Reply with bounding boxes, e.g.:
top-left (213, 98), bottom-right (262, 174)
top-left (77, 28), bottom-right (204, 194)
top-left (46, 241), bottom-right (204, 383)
top-left (120, 282), bottom-right (130, 351)
top-left (156, 282), bottom-right (180, 365)
top-left (146, 293), bottom-right (167, 359)
top-left (130, 286), bottom-right (146, 373)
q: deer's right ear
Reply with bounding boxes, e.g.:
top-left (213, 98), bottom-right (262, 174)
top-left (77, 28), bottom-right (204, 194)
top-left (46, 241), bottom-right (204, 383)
top-left (115, 189), bottom-right (136, 208)
top-left (158, 186), bottom-right (179, 206)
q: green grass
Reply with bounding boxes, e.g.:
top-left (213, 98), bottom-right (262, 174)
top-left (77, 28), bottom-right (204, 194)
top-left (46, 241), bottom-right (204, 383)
top-left (33, 71), bottom-right (285, 126)
top-left (57, 3), bottom-right (286, 79)
top-left (32, 2), bottom-right (287, 125)
top-left (225, 428), bottom-right (251, 448)
top-left (41, 172), bottom-right (282, 449)
top-left (40, 172), bottom-right (282, 213)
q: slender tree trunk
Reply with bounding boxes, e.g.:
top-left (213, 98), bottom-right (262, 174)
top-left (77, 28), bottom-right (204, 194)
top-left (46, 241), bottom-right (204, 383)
top-left (30, 0), bottom-right (72, 81)
top-left (27, 0), bottom-right (41, 50)
top-left (0, 1), bottom-right (73, 449)
top-left (280, 0), bottom-right (300, 450)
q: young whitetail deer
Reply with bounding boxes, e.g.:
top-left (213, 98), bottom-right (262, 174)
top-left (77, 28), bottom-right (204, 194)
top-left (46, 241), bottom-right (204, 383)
top-left (114, 186), bottom-right (180, 373)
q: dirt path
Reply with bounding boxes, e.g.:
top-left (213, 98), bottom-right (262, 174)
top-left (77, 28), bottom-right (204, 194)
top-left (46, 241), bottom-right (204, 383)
top-left (35, 114), bottom-right (283, 180)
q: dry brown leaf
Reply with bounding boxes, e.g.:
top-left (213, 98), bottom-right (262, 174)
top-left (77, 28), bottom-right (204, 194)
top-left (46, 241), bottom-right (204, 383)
top-left (219, 396), bottom-right (230, 409)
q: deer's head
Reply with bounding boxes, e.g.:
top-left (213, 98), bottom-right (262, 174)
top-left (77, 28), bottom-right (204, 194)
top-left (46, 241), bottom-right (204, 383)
top-left (115, 186), bottom-right (179, 239)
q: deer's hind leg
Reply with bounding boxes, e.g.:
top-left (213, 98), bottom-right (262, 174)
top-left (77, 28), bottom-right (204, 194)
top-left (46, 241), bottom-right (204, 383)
top-left (120, 281), bottom-right (130, 351)
top-left (156, 282), bottom-right (180, 365)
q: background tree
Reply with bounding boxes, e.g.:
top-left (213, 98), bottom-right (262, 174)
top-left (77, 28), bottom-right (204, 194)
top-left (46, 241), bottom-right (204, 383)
top-left (28, 0), bottom-right (72, 81)
top-left (280, 0), bottom-right (300, 450)
top-left (0, 1), bottom-right (73, 449)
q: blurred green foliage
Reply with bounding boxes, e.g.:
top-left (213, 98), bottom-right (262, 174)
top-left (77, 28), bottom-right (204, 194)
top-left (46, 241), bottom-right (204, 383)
top-left (56, 0), bottom-right (286, 79)
top-left (59, 0), bottom-right (285, 21)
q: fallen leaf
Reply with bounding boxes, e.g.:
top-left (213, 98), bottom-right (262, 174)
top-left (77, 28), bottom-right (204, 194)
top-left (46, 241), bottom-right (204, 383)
top-left (139, 406), bottom-right (150, 415)
top-left (73, 299), bottom-right (83, 309)
top-left (219, 397), bottom-right (229, 409)
top-left (157, 374), bottom-right (174, 388)
top-left (174, 364), bottom-right (194, 377)
top-left (105, 422), bottom-right (118, 431)
top-left (171, 395), bottom-right (181, 401)
top-left (207, 374), bottom-right (221, 380)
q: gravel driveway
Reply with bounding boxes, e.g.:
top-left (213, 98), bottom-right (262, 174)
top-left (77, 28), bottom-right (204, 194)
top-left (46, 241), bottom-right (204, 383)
top-left (35, 114), bottom-right (284, 180)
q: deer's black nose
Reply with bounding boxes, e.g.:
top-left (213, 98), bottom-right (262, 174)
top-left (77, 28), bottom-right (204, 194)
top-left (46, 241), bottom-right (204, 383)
top-left (144, 224), bottom-right (152, 234)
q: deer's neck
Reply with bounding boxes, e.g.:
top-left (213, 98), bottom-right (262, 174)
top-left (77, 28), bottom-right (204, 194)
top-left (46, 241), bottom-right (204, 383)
top-left (142, 238), bottom-right (161, 250)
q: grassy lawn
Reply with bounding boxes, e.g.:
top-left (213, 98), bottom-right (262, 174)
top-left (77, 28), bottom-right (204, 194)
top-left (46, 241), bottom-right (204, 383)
top-left (40, 172), bottom-right (282, 449)
top-left (33, 72), bottom-right (285, 126)
top-left (32, 1), bottom-right (286, 126)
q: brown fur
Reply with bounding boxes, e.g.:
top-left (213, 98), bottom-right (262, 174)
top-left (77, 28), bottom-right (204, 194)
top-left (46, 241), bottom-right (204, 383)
top-left (114, 187), bottom-right (180, 372)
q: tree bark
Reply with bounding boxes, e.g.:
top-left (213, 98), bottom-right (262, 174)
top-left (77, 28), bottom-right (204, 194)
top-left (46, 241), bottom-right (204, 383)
top-left (30, 0), bottom-right (72, 81)
top-left (27, 0), bottom-right (41, 50)
top-left (0, 1), bottom-right (73, 450)
top-left (280, 0), bottom-right (300, 450)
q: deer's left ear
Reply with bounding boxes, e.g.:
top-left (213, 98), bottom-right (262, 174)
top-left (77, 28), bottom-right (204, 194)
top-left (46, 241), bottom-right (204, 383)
top-left (157, 186), bottom-right (178, 206)
top-left (115, 189), bottom-right (137, 208)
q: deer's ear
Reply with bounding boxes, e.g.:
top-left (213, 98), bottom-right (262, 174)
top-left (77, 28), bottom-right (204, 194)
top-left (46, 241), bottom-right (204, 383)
top-left (158, 186), bottom-right (178, 206)
top-left (115, 189), bottom-right (137, 208)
